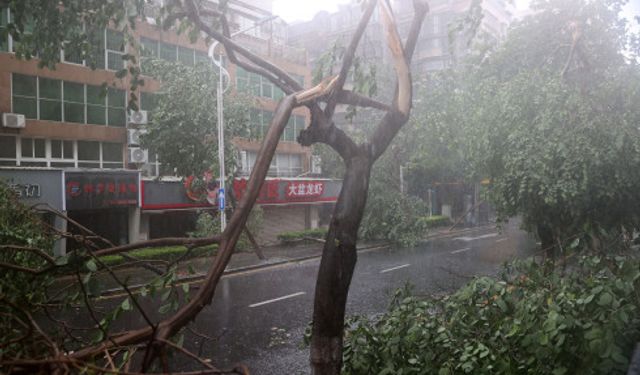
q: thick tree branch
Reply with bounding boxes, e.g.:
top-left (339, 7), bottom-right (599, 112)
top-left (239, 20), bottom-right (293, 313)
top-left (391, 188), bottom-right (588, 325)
top-left (322, 0), bottom-right (379, 122)
top-left (369, 0), bottom-right (428, 161)
top-left (335, 90), bottom-right (394, 112)
top-left (182, 0), bottom-right (302, 94)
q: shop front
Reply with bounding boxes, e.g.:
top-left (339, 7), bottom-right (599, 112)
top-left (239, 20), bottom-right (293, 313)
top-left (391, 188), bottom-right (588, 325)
top-left (141, 177), bottom-right (342, 244)
top-left (64, 171), bottom-right (141, 248)
top-left (0, 168), bottom-right (66, 255)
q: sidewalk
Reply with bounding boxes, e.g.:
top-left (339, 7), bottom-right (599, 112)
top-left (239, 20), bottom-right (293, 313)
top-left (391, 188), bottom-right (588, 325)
top-left (66, 224), bottom-right (496, 298)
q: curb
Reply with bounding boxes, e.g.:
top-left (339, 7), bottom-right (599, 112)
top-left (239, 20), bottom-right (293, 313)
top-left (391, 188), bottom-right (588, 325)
top-left (99, 225), bottom-right (496, 298)
top-left (99, 243), bottom-right (391, 298)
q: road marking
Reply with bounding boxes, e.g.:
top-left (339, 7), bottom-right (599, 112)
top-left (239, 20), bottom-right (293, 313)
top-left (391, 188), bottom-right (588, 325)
top-left (495, 238), bottom-right (508, 243)
top-left (380, 264), bottom-right (411, 274)
top-left (450, 247), bottom-right (472, 254)
top-left (454, 233), bottom-right (498, 242)
top-left (249, 292), bottom-right (306, 308)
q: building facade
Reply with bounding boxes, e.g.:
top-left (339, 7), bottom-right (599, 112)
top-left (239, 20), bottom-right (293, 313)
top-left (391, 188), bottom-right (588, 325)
top-left (0, 0), bottom-right (337, 251)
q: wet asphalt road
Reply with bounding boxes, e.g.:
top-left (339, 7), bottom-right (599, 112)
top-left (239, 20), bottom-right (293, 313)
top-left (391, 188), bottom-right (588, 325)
top-left (160, 221), bottom-right (537, 374)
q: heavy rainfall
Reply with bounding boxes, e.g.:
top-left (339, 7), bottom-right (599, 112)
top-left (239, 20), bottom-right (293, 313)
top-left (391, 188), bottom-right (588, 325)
top-left (1, 0), bottom-right (640, 374)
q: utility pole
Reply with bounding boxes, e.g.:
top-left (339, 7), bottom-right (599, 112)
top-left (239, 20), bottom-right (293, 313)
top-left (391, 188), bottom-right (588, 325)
top-left (208, 15), bottom-right (277, 232)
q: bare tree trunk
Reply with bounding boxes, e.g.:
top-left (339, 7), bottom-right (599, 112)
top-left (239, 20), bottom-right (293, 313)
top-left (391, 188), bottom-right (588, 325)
top-left (311, 155), bottom-right (371, 374)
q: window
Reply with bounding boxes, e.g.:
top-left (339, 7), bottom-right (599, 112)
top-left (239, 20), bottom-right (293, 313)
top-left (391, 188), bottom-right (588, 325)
top-left (63, 81), bottom-right (85, 123)
top-left (77, 140), bottom-right (100, 168)
top-left (160, 42), bottom-right (177, 62)
top-left (283, 114), bottom-right (306, 142)
top-left (38, 78), bottom-right (62, 121)
top-left (21, 138), bottom-right (46, 159)
top-left (107, 88), bottom-right (126, 127)
top-left (51, 139), bottom-right (74, 159)
top-left (248, 109), bottom-right (278, 139)
top-left (237, 67), bottom-right (299, 100)
top-left (195, 51), bottom-right (210, 65)
top-left (50, 139), bottom-right (75, 168)
top-left (87, 85), bottom-right (107, 125)
top-left (140, 92), bottom-right (158, 112)
top-left (178, 46), bottom-right (194, 66)
top-left (102, 142), bottom-right (123, 169)
top-left (12, 74), bottom-right (37, 119)
top-left (106, 29), bottom-right (125, 71)
top-left (276, 153), bottom-right (303, 177)
top-left (0, 8), bottom-right (8, 52)
top-left (0, 136), bottom-right (16, 166)
top-left (12, 74), bottom-right (125, 127)
top-left (245, 151), bottom-right (303, 177)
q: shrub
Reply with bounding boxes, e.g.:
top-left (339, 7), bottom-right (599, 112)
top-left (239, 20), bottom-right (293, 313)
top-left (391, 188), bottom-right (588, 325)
top-left (0, 183), bottom-right (54, 357)
top-left (278, 228), bottom-right (328, 243)
top-left (343, 254), bottom-right (640, 375)
top-left (417, 215), bottom-right (451, 229)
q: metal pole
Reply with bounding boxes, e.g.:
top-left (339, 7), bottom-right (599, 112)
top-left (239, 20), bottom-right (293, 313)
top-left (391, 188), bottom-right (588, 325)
top-left (208, 15), bottom-right (278, 233)
top-left (217, 65), bottom-right (226, 230)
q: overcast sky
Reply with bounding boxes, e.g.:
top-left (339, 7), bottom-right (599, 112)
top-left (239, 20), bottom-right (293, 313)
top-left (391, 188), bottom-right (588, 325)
top-left (272, 0), bottom-right (639, 27)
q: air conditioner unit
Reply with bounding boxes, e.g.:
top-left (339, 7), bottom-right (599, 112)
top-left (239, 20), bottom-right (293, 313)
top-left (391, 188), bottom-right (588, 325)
top-left (311, 155), bottom-right (322, 175)
top-left (128, 110), bottom-right (148, 125)
top-left (127, 128), bottom-right (148, 145)
top-left (2, 113), bottom-right (26, 129)
top-left (128, 147), bottom-right (149, 164)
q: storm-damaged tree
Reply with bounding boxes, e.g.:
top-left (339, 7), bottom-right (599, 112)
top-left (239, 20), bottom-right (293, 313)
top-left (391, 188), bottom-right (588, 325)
top-left (0, 0), bottom-right (428, 374)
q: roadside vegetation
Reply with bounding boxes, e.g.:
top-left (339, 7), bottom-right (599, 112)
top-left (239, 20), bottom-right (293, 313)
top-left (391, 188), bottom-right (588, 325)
top-left (343, 248), bottom-right (640, 375)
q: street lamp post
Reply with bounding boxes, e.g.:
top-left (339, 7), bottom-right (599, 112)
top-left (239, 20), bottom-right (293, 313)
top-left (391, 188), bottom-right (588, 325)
top-left (208, 15), bottom-right (277, 232)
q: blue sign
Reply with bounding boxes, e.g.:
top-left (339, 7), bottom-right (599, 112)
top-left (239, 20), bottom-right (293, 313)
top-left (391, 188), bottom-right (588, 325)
top-left (218, 188), bottom-right (225, 211)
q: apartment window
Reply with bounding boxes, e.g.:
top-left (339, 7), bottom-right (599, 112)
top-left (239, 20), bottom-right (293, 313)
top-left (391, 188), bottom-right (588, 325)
top-left (160, 42), bottom-right (177, 62)
top-left (195, 51), bottom-right (210, 65)
top-left (140, 92), bottom-right (158, 112)
top-left (178, 46), bottom-right (195, 66)
top-left (107, 88), bottom-right (126, 127)
top-left (12, 74), bottom-right (37, 119)
top-left (283, 114), bottom-right (306, 142)
top-left (102, 142), bottom-right (123, 169)
top-left (276, 153), bottom-right (303, 177)
top-left (106, 29), bottom-right (125, 71)
top-left (245, 151), bottom-right (302, 177)
top-left (87, 85), bottom-right (107, 125)
top-left (0, 135), bottom-right (16, 166)
top-left (20, 138), bottom-right (47, 167)
top-left (0, 8), bottom-right (8, 52)
top-left (50, 139), bottom-right (75, 167)
top-left (63, 81), bottom-right (85, 123)
top-left (38, 78), bottom-right (62, 121)
top-left (77, 140), bottom-right (100, 168)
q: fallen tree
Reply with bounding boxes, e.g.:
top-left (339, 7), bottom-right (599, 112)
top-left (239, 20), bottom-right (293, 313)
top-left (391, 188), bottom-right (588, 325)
top-left (0, 1), bottom-right (428, 373)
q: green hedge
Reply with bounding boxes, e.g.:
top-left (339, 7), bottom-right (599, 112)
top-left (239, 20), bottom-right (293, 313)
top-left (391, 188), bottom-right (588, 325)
top-left (417, 215), bottom-right (451, 229)
top-left (343, 254), bottom-right (640, 374)
top-left (277, 228), bottom-right (328, 243)
top-left (101, 245), bottom-right (217, 267)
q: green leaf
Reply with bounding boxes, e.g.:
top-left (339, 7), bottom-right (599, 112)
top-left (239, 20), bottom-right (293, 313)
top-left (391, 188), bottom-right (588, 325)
top-left (121, 298), bottom-right (131, 311)
top-left (86, 259), bottom-right (98, 272)
top-left (597, 292), bottom-right (612, 306)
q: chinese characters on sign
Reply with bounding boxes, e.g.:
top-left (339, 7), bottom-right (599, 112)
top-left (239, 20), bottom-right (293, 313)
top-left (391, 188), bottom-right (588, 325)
top-left (232, 179), bottom-right (330, 204)
top-left (65, 172), bottom-right (139, 210)
top-left (286, 181), bottom-right (324, 198)
top-left (8, 183), bottom-right (41, 199)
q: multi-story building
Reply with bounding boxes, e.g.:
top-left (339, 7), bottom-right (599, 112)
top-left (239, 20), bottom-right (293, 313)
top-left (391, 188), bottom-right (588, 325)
top-left (288, 0), bottom-right (515, 75)
top-left (0, 0), bottom-right (340, 252)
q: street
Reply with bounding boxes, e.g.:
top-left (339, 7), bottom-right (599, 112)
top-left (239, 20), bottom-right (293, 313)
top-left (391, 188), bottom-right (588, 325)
top-left (164, 221), bottom-right (536, 373)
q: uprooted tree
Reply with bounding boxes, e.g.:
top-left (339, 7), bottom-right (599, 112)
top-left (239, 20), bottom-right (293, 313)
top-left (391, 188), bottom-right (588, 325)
top-left (0, 0), bottom-right (428, 373)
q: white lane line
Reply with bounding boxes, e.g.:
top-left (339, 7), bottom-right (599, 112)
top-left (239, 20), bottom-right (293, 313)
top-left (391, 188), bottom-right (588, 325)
top-left (495, 238), bottom-right (508, 243)
top-left (380, 264), bottom-right (411, 274)
top-left (249, 292), bottom-right (306, 308)
top-left (450, 247), bottom-right (472, 254)
top-left (454, 233), bottom-right (499, 242)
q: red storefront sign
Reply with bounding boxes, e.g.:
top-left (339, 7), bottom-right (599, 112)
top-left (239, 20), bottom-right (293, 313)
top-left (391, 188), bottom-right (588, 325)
top-left (285, 181), bottom-right (324, 199)
top-left (233, 179), bottom-right (334, 204)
